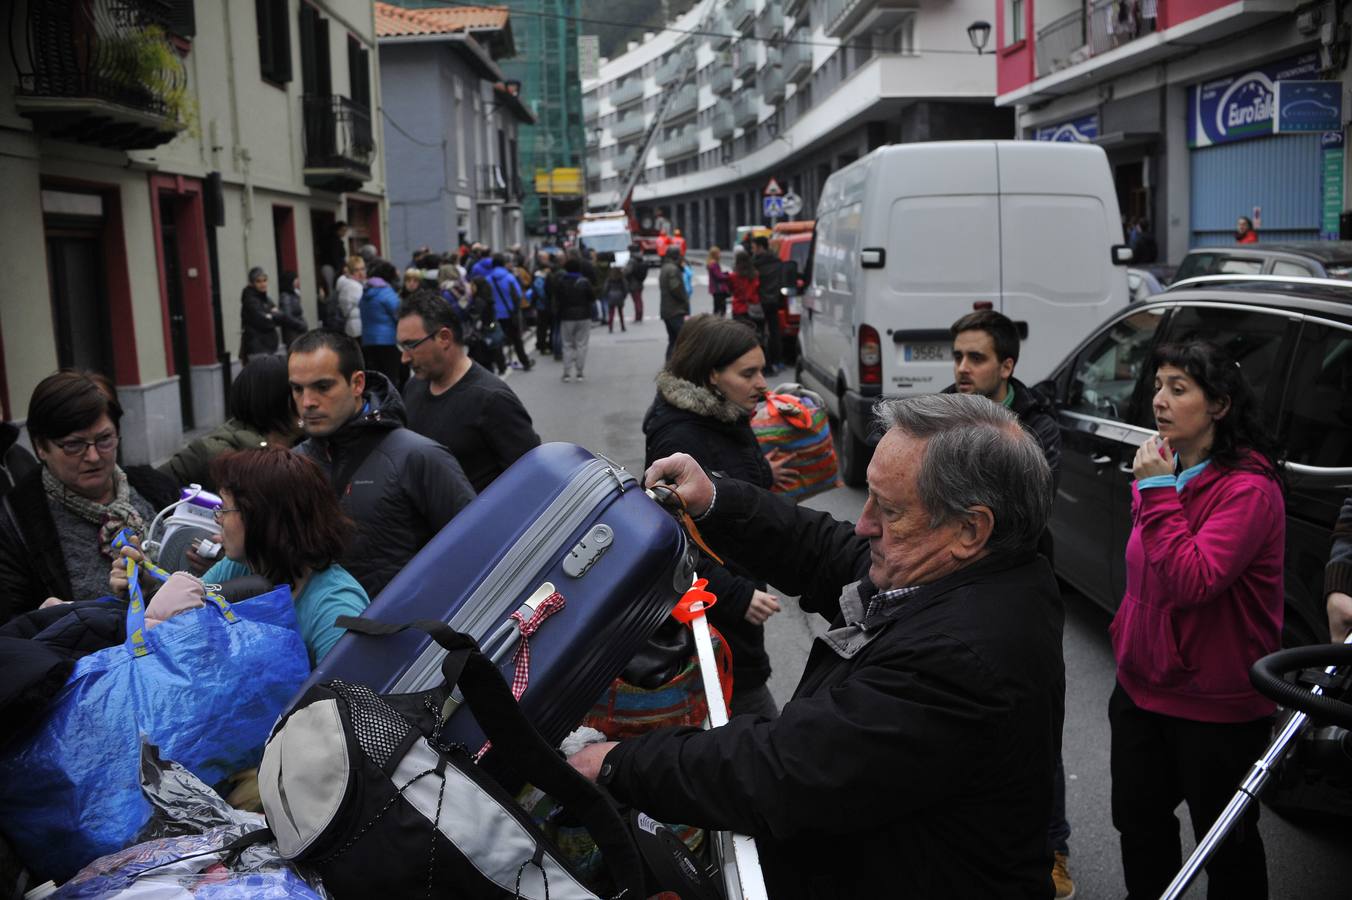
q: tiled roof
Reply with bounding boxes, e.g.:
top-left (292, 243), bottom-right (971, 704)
top-left (374, 3), bottom-right (510, 38)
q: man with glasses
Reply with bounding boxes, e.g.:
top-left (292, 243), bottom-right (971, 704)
top-left (288, 329), bottom-right (476, 597)
top-left (397, 291), bottom-right (539, 493)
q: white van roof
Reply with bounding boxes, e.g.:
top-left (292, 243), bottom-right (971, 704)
top-left (817, 141), bottom-right (1113, 213)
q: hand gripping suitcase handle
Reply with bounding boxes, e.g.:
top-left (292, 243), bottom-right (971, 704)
top-left (646, 484), bottom-right (724, 565)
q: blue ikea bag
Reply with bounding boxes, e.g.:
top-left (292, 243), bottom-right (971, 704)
top-left (0, 584), bottom-right (309, 882)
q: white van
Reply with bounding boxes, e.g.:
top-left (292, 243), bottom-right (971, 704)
top-left (577, 212), bottom-right (633, 266)
top-left (796, 140), bottom-right (1132, 484)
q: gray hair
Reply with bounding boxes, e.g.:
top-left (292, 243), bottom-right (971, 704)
top-left (874, 393), bottom-right (1052, 555)
top-left (247, 266), bottom-right (267, 282)
top-left (358, 244), bottom-right (378, 263)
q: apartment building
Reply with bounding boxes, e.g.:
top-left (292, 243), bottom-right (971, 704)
top-left (582, 0), bottom-right (1013, 248)
top-left (1, 0), bottom-right (387, 464)
top-left (996, 0), bottom-right (1350, 260)
top-left (376, 3), bottom-right (535, 263)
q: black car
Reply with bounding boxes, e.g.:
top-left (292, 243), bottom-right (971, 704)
top-left (1041, 274), bottom-right (1351, 649)
top-left (1174, 242), bottom-right (1352, 281)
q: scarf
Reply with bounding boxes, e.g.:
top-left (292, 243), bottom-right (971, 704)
top-left (42, 464), bottom-right (147, 560)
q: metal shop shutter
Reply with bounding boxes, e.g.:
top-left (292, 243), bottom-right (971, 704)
top-left (1189, 133), bottom-right (1323, 247)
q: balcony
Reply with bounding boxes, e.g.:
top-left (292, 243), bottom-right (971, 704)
top-left (611, 78), bottom-right (645, 108)
top-left (824, 0), bottom-right (915, 40)
top-left (586, 130), bottom-right (600, 149)
top-left (11, 0), bottom-right (190, 151)
top-left (732, 92), bottom-right (760, 128)
top-left (785, 0), bottom-right (811, 18)
top-left (711, 107), bottom-right (736, 140)
top-left (302, 95), bottom-right (374, 193)
top-left (1088, 0), bottom-right (1158, 56)
top-left (759, 0), bottom-right (784, 39)
top-left (611, 113), bottom-right (647, 141)
top-left (583, 95), bottom-right (599, 122)
top-left (659, 127), bottom-right (699, 161)
top-left (729, 0), bottom-right (755, 32)
top-left (763, 65), bottom-right (785, 104)
top-left (733, 42), bottom-right (758, 78)
top-left (655, 54), bottom-right (686, 87)
top-left (667, 84), bottom-right (698, 121)
top-left (783, 33), bottom-right (813, 82)
top-left (1035, 8), bottom-right (1088, 76)
top-left (708, 12), bottom-right (733, 48)
top-left (762, 44), bottom-right (782, 71)
top-left (477, 164), bottom-right (509, 203)
top-left (710, 63), bottom-right (734, 95)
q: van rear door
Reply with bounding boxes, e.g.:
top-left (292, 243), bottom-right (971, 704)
top-left (997, 143), bottom-right (1126, 384)
top-left (878, 142), bottom-right (1001, 394)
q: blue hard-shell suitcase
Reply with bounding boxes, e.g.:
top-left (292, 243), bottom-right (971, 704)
top-left (303, 442), bottom-right (694, 749)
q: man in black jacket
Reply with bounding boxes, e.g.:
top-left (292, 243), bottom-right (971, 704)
top-left (570, 393), bottom-right (1065, 899)
top-left (289, 330), bottom-right (476, 597)
top-left (752, 235), bottom-right (784, 372)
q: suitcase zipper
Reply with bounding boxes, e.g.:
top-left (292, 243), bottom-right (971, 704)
top-left (391, 458), bottom-right (636, 693)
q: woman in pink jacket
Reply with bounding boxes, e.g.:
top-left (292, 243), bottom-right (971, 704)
top-left (1111, 341), bottom-right (1283, 900)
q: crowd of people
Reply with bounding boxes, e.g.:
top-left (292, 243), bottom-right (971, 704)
top-left (0, 228), bottom-right (1349, 899)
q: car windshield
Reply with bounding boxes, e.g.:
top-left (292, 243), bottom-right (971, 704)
top-left (581, 233), bottom-right (630, 254)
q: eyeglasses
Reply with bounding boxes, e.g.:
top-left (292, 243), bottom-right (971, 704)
top-left (396, 333), bottom-right (436, 353)
top-left (54, 433), bottom-right (119, 456)
top-left (212, 507), bottom-right (240, 523)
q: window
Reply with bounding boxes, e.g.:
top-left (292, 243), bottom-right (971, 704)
top-left (1217, 258), bottom-right (1262, 275)
top-left (1067, 309), bottom-right (1163, 421)
top-left (1271, 260), bottom-right (1316, 277)
top-left (1007, 0), bottom-right (1025, 43)
top-left (1161, 305), bottom-right (1295, 413)
top-left (1174, 252), bottom-right (1216, 281)
top-left (298, 2), bottom-right (330, 97)
top-left (348, 35), bottom-right (371, 114)
top-left (256, 0), bottom-right (292, 84)
top-left (1280, 321), bottom-right (1352, 468)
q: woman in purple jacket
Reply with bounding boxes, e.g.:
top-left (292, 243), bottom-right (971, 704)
top-left (706, 246), bottom-right (732, 318)
top-left (1111, 341), bottom-right (1284, 900)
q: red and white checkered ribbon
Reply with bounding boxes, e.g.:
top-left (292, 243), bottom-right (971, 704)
top-left (475, 590), bottom-right (566, 760)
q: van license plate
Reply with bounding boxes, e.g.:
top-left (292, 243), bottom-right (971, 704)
top-left (785, 295), bottom-right (800, 315)
top-left (903, 342), bottom-right (949, 363)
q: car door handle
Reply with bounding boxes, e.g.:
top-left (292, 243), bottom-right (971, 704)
top-left (1089, 454), bottom-right (1111, 466)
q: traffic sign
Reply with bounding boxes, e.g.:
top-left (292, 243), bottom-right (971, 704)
top-left (763, 196), bottom-right (785, 218)
top-left (781, 191), bottom-right (803, 217)
top-left (763, 178), bottom-right (783, 196)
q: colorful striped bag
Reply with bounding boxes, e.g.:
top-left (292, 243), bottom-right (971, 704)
top-left (752, 384), bottom-right (842, 501)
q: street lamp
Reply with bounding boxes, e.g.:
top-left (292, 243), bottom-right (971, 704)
top-left (967, 20), bottom-right (992, 54)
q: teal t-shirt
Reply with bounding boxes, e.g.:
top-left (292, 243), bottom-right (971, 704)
top-left (203, 558), bottom-right (369, 663)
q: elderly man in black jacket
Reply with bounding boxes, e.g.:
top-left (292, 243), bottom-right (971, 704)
top-left (570, 393), bottom-right (1065, 899)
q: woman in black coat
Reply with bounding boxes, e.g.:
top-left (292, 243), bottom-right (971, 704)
top-left (643, 314), bottom-right (791, 717)
top-left (239, 266), bottom-right (280, 362)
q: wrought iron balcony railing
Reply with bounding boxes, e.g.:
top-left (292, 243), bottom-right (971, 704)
top-left (302, 94), bottom-right (374, 193)
top-left (10, 0), bottom-right (190, 150)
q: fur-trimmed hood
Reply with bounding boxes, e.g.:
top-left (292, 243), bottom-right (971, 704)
top-left (653, 370), bottom-right (746, 424)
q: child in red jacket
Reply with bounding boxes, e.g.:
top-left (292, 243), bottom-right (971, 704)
top-left (1111, 341), bottom-right (1283, 900)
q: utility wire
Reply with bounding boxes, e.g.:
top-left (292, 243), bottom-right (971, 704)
top-left (421, 0), bottom-right (986, 56)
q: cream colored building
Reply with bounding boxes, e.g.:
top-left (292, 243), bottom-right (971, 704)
top-left (0, 0), bottom-right (387, 464)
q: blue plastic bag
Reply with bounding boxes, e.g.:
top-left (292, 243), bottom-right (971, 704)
top-left (0, 584), bottom-right (309, 881)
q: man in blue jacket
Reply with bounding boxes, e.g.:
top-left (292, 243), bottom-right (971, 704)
top-left (488, 254), bottom-right (532, 372)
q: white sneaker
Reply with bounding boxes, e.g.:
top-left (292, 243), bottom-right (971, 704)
top-left (561, 373), bottom-right (572, 383)
top-left (576, 374), bottom-right (585, 382)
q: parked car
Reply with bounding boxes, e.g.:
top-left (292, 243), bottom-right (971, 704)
top-left (1174, 242), bottom-right (1352, 281)
top-left (795, 140), bottom-right (1133, 484)
top-left (1038, 273), bottom-right (1352, 815)
top-left (1127, 265), bottom-right (1173, 302)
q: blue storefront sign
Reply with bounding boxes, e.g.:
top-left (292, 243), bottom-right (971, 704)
top-left (1033, 113), bottom-right (1099, 143)
top-left (1188, 52), bottom-right (1321, 148)
top-left (1275, 81), bottom-right (1343, 133)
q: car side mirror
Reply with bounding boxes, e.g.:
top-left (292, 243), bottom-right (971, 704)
top-left (1111, 245), bottom-right (1135, 266)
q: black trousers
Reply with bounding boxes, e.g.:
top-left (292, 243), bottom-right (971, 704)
top-left (500, 315), bottom-right (531, 369)
top-left (762, 302), bottom-right (783, 367)
top-left (1109, 683), bottom-right (1270, 900)
top-left (363, 344), bottom-right (406, 389)
top-left (663, 315), bottom-right (684, 360)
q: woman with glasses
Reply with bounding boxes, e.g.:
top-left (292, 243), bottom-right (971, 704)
top-left (0, 371), bottom-right (180, 623)
top-left (112, 448), bottom-right (368, 664)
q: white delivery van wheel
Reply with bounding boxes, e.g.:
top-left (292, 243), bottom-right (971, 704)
top-left (838, 410), bottom-right (870, 488)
